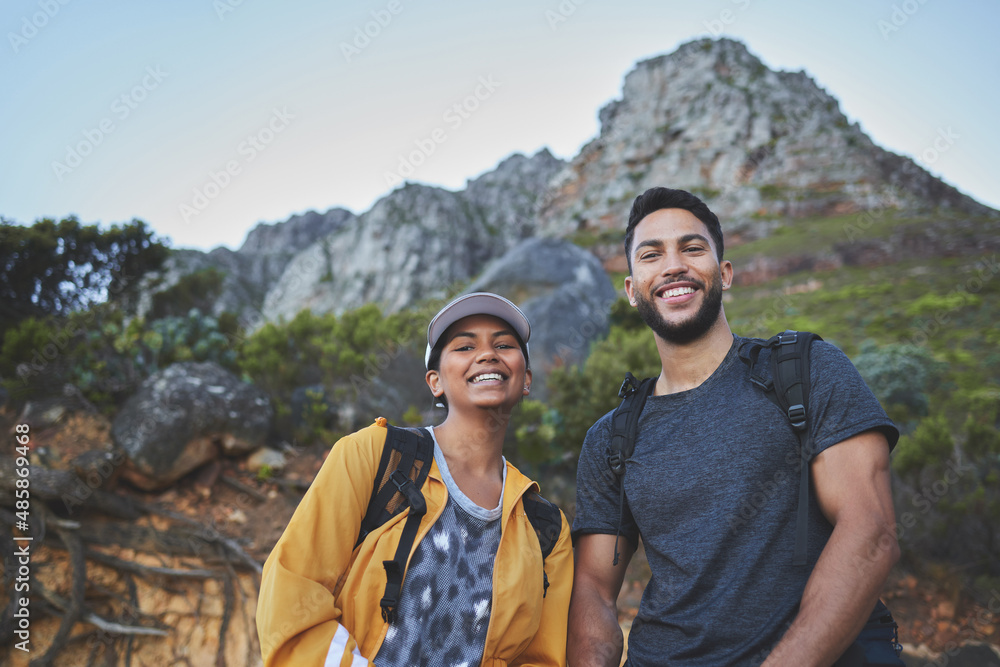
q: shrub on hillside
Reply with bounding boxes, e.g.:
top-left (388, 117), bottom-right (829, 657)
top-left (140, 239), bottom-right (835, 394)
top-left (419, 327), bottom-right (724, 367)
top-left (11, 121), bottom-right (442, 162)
top-left (148, 267), bottom-right (225, 320)
top-left (892, 399), bottom-right (1000, 577)
top-left (852, 341), bottom-right (944, 428)
top-left (237, 304), bottom-right (426, 441)
top-left (0, 305), bottom-right (242, 411)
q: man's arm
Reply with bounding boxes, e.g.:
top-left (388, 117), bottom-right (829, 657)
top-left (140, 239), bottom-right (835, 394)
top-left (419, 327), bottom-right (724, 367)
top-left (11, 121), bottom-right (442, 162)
top-left (762, 430), bottom-right (899, 667)
top-left (568, 533), bottom-right (635, 667)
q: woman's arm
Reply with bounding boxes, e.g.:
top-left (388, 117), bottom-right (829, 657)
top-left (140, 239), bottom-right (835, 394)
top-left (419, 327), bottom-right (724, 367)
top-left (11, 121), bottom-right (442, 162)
top-left (257, 424), bottom-right (384, 666)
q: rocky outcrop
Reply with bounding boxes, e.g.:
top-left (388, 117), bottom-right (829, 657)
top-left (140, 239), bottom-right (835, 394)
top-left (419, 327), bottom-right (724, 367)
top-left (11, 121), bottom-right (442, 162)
top-left (465, 237), bottom-right (619, 398)
top-left (538, 38), bottom-right (994, 247)
top-left (112, 362), bottom-right (272, 490)
top-left (135, 208), bottom-right (355, 325)
top-left (261, 150), bottom-right (565, 322)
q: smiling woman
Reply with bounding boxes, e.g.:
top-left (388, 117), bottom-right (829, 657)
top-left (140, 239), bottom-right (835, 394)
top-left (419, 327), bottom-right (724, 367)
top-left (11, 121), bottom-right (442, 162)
top-left (256, 292), bottom-right (573, 667)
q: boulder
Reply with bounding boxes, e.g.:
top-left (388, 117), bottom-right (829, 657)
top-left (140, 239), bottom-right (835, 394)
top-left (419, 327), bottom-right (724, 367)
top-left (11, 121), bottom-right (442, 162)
top-left (246, 448), bottom-right (287, 474)
top-left (466, 237), bottom-right (619, 399)
top-left (112, 362), bottom-right (272, 490)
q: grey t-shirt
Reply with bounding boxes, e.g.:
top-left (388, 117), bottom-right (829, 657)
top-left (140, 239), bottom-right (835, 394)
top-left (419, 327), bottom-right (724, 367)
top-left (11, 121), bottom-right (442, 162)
top-left (375, 427), bottom-right (505, 667)
top-left (573, 336), bottom-right (898, 666)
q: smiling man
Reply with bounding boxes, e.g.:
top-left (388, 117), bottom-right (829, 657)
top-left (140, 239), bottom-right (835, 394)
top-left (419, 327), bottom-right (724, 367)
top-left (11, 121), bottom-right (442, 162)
top-left (568, 187), bottom-right (903, 666)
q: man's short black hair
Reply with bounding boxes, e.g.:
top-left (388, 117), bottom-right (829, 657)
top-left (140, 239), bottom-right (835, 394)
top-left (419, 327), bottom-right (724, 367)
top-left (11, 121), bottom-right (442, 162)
top-left (624, 187), bottom-right (724, 272)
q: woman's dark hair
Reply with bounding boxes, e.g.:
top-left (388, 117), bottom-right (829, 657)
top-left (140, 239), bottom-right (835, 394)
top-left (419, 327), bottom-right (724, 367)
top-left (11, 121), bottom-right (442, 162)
top-left (624, 187), bottom-right (724, 271)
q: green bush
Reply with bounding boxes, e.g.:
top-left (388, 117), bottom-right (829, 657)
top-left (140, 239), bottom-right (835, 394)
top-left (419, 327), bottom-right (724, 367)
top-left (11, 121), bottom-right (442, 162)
top-left (0, 316), bottom-right (72, 400)
top-left (530, 324), bottom-right (659, 461)
top-left (892, 413), bottom-right (954, 476)
top-left (0, 303), bottom-right (245, 411)
top-left (511, 399), bottom-right (560, 464)
top-left (148, 267), bottom-right (225, 320)
top-left (145, 308), bottom-right (238, 370)
top-left (237, 304), bottom-right (426, 439)
top-left (852, 341), bottom-right (944, 427)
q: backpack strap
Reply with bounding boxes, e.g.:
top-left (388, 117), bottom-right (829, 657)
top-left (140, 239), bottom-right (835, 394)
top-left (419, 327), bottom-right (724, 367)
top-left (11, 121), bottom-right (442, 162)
top-left (742, 331), bottom-right (822, 567)
top-left (355, 424), bottom-right (433, 623)
top-left (606, 372), bottom-right (656, 565)
top-left (522, 491), bottom-right (562, 597)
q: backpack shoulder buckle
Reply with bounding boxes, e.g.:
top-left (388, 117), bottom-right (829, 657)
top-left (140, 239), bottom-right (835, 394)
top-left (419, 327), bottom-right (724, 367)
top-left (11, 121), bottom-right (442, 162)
top-left (618, 372), bottom-right (640, 399)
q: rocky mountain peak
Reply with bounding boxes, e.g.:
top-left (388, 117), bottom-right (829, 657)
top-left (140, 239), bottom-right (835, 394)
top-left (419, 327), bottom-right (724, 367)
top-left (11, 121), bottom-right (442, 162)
top-left (238, 207), bottom-right (354, 255)
top-left (539, 37), bottom-right (993, 243)
top-left (260, 149), bottom-right (565, 322)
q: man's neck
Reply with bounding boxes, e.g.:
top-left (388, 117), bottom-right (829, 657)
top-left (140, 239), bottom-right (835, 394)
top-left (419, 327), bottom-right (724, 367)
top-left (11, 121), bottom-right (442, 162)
top-left (653, 316), bottom-right (735, 395)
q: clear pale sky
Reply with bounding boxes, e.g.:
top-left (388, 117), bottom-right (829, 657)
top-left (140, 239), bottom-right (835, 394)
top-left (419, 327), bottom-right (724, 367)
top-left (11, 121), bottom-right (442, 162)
top-left (2, 0), bottom-right (997, 252)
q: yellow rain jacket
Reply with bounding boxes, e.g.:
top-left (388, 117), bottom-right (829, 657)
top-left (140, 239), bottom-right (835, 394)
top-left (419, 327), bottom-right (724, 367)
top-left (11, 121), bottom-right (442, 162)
top-left (257, 418), bottom-right (573, 666)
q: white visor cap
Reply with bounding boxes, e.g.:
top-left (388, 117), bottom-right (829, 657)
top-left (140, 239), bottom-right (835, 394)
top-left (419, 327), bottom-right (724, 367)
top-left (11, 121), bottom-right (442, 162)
top-left (424, 292), bottom-right (531, 368)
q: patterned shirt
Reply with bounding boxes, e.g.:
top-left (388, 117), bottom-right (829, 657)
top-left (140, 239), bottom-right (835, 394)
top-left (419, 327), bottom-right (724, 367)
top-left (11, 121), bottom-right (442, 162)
top-left (374, 427), bottom-right (505, 667)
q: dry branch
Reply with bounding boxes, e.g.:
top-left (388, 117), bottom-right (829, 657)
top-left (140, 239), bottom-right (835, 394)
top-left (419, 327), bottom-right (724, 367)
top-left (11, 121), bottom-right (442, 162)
top-left (0, 456), bottom-right (141, 520)
top-left (35, 524), bottom-right (86, 667)
top-left (34, 580), bottom-right (169, 637)
top-left (85, 548), bottom-right (221, 579)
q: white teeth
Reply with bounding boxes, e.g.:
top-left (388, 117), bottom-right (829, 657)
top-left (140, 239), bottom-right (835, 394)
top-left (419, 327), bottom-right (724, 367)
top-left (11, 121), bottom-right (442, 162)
top-left (471, 373), bottom-right (503, 383)
top-left (662, 286), bottom-right (695, 298)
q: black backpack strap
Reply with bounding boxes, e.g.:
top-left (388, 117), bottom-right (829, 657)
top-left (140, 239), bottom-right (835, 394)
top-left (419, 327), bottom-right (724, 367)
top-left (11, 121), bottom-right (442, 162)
top-left (355, 423), bottom-right (434, 623)
top-left (522, 491), bottom-right (562, 597)
top-left (752, 330), bottom-right (821, 567)
top-left (356, 425), bottom-right (433, 548)
top-left (607, 372), bottom-right (656, 565)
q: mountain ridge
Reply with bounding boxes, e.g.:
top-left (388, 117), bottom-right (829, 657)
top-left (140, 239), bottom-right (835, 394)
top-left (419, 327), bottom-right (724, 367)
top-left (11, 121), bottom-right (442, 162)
top-left (136, 37), bottom-right (997, 327)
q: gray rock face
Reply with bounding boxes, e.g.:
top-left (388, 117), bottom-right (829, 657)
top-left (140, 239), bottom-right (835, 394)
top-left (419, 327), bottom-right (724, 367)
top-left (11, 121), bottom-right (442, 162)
top-left (466, 237), bottom-right (619, 398)
top-left (135, 208), bottom-right (355, 326)
top-left (538, 38), bottom-right (994, 245)
top-left (261, 150), bottom-right (564, 322)
top-left (112, 362), bottom-right (272, 490)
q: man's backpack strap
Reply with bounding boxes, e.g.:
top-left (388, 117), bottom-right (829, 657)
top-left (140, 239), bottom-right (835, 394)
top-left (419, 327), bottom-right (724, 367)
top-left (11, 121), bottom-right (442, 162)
top-left (521, 491), bottom-right (562, 597)
top-left (743, 330), bottom-right (822, 567)
top-left (355, 424), bottom-right (433, 623)
top-left (607, 372), bottom-right (656, 565)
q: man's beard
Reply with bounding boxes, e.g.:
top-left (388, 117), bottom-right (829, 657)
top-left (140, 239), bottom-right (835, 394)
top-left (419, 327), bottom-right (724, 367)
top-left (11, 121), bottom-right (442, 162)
top-left (634, 274), bottom-right (724, 344)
